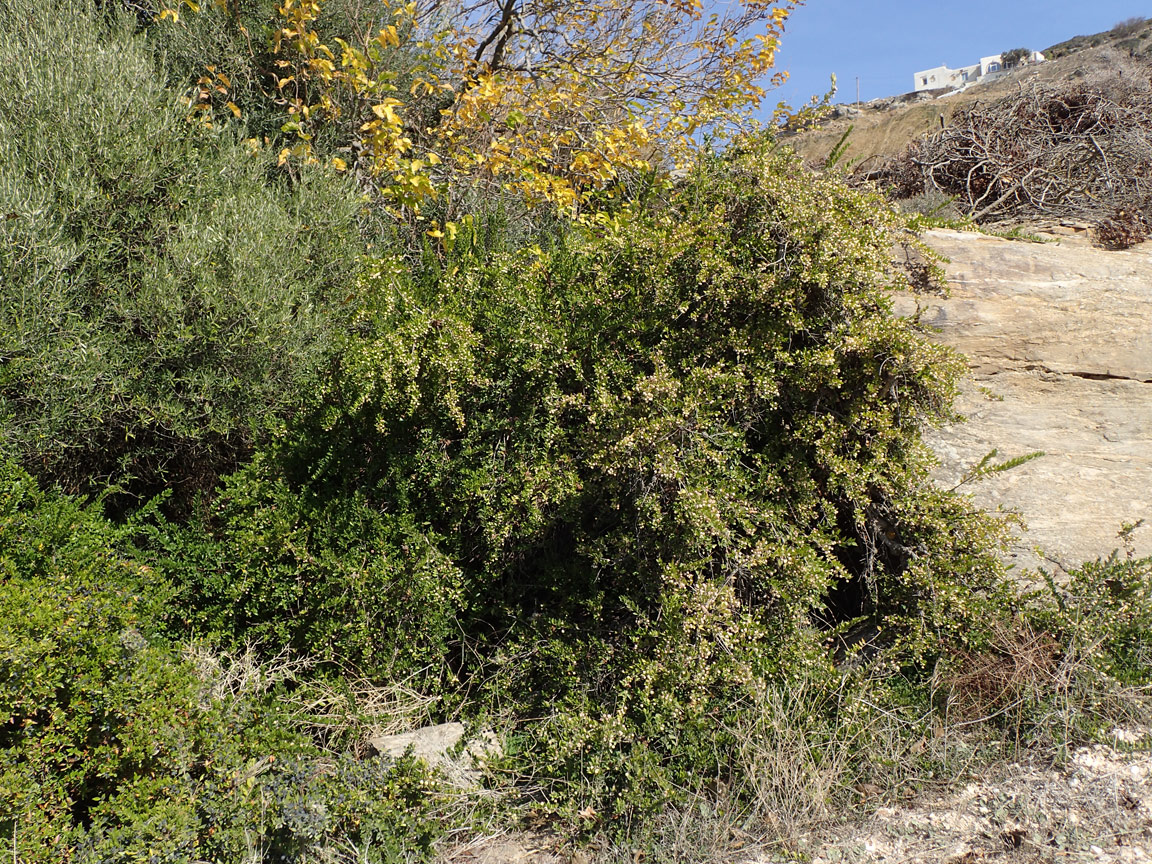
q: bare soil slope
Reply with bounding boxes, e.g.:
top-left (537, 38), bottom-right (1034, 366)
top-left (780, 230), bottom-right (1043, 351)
top-left (793, 731), bottom-right (1152, 864)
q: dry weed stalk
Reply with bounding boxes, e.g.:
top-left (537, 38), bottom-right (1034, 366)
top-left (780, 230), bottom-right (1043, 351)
top-left (183, 640), bottom-right (309, 707)
top-left (290, 673), bottom-right (440, 755)
top-left (943, 616), bottom-right (1152, 752)
top-left (944, 621), bottom-right (1061, 727)
top-left (731, 687), bottom-right (849, 840)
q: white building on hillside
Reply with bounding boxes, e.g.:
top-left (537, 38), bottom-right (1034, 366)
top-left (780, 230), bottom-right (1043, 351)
top-left (913, 51), bottom-right (1045, 93)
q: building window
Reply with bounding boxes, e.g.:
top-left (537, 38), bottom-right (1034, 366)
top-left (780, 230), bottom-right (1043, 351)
top-left (988, 62), bottom-right (1000, 72)
top-left (922, 76), bottom-right (928, 85)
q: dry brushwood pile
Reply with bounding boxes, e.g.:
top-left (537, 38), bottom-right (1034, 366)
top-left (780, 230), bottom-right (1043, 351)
top-left (864, 76), bottom-right (1152, 247)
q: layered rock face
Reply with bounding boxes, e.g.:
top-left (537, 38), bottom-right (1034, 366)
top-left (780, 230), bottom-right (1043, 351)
top-left (893, 229), bottom-right (1152, 576)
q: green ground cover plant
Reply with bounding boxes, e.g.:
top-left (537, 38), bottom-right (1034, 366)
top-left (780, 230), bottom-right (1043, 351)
top-left (0, 461), bottom-right (445, 862)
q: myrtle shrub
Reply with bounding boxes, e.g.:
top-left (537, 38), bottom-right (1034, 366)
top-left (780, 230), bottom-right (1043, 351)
top-left (0, 0), bottom-right (364, 507)
top-left (170, 139), bottom-right (1010, 818)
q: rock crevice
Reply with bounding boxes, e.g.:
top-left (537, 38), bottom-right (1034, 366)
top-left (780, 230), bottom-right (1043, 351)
top-left (1018, 365), bottom-right (1152, 384)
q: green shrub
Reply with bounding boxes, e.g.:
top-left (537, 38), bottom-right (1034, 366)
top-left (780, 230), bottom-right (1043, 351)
top-left (1032, 550), bottom-right (1152, 687)
top-left (0, 0), bottom-right (364, 507)
top-left (0, 461), bottom-right (444, 862)
top-left (175, 139), bottom-right (1010, 819)
top-left (939, 546), bottom-right (1152, 755)
top-left (135, 455), bottom-right (465, 681)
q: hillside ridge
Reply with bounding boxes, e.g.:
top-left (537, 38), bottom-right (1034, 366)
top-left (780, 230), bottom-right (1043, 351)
top-left (785, 17), bottom-right (1152, 170)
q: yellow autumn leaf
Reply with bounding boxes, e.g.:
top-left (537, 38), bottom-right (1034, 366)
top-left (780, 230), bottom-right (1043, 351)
top-left (225, 101), bottom-right (241, 118)
top-left (377, 25), bottom-right (399, 47)
top-left (309, 57), bottom-right (335, 76)
top-left (371, 99), bottom-right (402, 126)
top-left (331, 157), bottom-right (347, 171)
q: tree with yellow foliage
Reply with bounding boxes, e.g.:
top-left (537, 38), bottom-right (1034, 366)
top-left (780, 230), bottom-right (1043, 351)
top-left (416, 0), bottom-right (794, 202)
top-left (240, 0), bottom-right (800, 224)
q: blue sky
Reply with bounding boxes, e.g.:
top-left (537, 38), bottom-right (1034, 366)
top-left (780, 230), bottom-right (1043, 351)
top-left (768, 0), bottom-right (1150, 109)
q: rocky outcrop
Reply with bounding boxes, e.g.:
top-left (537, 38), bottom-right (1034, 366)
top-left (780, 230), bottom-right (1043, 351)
top-left (894, 228), bottom-right (1152, 576)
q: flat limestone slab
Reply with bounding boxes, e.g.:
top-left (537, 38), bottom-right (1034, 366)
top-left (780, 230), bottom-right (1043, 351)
top-left (894, 229), bottom-right (1152, 575)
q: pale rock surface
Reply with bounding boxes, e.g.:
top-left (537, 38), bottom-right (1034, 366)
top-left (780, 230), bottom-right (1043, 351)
top-left (892, 228), bottom-right (1152, 576)
top-left (370, 721), bottom-right (467, 762)
top-left (369, 722), bottom-right (501, 788)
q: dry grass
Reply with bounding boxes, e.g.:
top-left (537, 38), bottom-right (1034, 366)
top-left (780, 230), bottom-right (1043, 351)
top-left (183, 639), bottom-right (309, 706)
top-left (290, 673), bottom-right (441, 755)
top-left (184, 640), bottom-right (440, 756)
top-left (432, 649), bottom-right (1151, 864)
top-left (729, 683), bottom-right (860, 843)
top-left (792, 735), bottom-right (1152, 864)
top-left (590, 675), bottom-right (955, 863)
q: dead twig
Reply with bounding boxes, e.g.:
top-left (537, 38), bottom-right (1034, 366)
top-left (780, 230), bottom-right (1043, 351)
top-left (861, 74), bottom-right (1152, 246)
